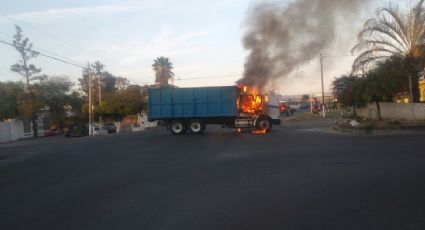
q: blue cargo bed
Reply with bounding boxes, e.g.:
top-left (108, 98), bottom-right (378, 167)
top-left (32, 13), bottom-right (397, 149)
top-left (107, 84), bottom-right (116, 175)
top-left (148, 86), bottom-right (239, 121)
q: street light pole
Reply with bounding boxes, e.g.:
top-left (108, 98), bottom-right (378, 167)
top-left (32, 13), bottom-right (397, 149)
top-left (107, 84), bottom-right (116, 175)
top-left (320, 53), bottom-right (326, 118)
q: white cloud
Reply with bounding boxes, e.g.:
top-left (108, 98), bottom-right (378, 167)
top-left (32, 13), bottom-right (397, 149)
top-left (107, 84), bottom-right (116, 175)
top-left (8, 1), bottom-right (163, 22)
top-left (85, 27), bottom-right (215, 66)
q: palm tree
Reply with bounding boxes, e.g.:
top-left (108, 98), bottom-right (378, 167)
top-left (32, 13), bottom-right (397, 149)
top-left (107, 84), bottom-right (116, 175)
top-left (152, 57), bottom-right (174, 87)
top-left (352, 0), bottom-right (425, 102)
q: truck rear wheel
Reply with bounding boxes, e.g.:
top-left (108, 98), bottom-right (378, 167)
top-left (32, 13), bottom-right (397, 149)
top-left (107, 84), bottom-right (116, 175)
top-left (170, 120), bottom-right (187, 135)
top-left (256, 116), bottom-right (272, 132)
top-left (188, 119), bottom-right (205, 134)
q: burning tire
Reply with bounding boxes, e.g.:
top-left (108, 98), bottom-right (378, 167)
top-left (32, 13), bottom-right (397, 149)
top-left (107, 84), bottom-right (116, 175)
top-left (256, 116), bottom-right (272, 132)
top-left (169, 120), bottom-right (187, 135)
top-left (188, 119), bottom-right (205, 134)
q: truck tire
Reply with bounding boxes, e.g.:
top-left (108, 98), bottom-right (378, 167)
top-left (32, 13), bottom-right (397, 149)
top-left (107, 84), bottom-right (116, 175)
top-left (188, 119), bottom-right (205, 134)
top-left (256, 116), bottom-right (272, 132)
top-left (170, 120), bottom-right (187, 135)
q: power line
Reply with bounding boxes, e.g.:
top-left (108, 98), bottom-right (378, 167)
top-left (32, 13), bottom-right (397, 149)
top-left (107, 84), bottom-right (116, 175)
top-left (0, 30), bottom-right (86, 67)
top-left (0, 31), bottom-right (12, 39)
top-left (0, 40), bottom-right (87, 69)
top-left (0, 12), bottom-right (95, 55)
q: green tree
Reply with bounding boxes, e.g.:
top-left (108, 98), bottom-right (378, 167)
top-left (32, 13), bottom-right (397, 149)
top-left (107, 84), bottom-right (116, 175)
top-left (360, 57), bottom-right (405, 119)
top-left (0, 81), bottom-right (24, 120)
top-left (37, 76), bottom-right (74, 130)
top-left (115, 77), bottom-right (130, 91)
top-left (15, 84), bottom-right (43, 120)
top-left (79, 63), bottom-right (117, 96)
top-left (332, 75), bottom-right (366, 116)
top-left (361, 74), bottom-right (396, 120)
top-left (152, 57), bottom-right (174, 86)
top-left (65, 91), bottom-right (86, 125)
top-left (10, 25), bottom-right (41, 87)
top-left (352, 0), bottom-right (425, 102)
top-left (10, 25), bottom-right (42, 137)
top-left (97, 84), bottom-right (149, 120)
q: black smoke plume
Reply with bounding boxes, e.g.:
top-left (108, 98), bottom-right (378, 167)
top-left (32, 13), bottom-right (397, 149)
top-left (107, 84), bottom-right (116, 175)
top-left (238, 0), bottom-right (369, 90)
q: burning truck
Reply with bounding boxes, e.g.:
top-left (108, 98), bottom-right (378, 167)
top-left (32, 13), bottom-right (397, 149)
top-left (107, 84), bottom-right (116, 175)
top-left (147, 85), bottom-right (281, 135)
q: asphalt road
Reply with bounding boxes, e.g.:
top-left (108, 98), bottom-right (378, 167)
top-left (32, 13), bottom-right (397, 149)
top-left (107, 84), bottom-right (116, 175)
top-left (1, 125), bottom-right (425, 230)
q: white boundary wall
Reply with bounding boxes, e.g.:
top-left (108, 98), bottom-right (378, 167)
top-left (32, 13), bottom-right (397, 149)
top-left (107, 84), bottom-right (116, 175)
top-left (0, 119), bottom-right (24, 143)
top-left (356, 102), bottom-right (425, 120)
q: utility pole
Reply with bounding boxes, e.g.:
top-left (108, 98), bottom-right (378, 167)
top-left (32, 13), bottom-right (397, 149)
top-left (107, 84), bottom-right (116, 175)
top-left (320, 53), bottom-right (326, 118)
top-left (98, 72), bottom-right (103, 133)
top-left (88, 65), bottom-right (93, 136)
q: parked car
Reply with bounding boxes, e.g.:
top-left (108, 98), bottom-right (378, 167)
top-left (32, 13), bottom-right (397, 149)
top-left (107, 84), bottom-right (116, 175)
top-left (102, 123), bottom-right (117, 133)
top-left (65, 125), bottom-right (88, 137)
top-left (44, 128), bottom-right (60, 137)
top-left (94, 123), bottom-right (117, 134)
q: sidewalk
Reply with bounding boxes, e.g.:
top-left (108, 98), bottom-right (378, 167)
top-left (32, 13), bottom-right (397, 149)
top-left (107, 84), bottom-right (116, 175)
top-left (334, 118), bottom-right (425, 135)
top-left (282, 111), bottom-right (425, 135)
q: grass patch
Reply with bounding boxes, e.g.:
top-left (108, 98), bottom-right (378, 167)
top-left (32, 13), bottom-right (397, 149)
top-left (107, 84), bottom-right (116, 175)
top-left (288, 113), bottom-right (317, 121)
top-left (288, 110), bottom-right (341, 121)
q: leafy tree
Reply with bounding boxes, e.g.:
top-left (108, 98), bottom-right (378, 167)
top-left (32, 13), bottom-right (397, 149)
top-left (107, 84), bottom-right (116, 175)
top-left (10, 25), bottom-right (41, 87)
top-left (352, 0), bottom-right (425, 102)
top-left (97, 84), bottom-right (149, 120)
top-left (15, 85), bottom-right (43, 119)
top-left (358, 57), bottom-right (405, 119)
top-left (58, 91), bottom-right (86, 126)
top-left (361, 73), bottom-right (398, 120)
top-left (10, 25), bottom-right (43, 137)
top-left (37, 76), bottom-right (74, 130)
top-left (115, 77), bottom-right (130, 91)
top-left (79, 62), bottom-right (117, 97)
top-left (122, 85), bottom-right (149, 113)
top-left (152, 57), bottom-right (174, 86)
top-left (66, 91), bottom-right (85, 118)
top-left (332, 75), bottom-right (366, 115)
top-left (0, 81), bottom-right (24, 120)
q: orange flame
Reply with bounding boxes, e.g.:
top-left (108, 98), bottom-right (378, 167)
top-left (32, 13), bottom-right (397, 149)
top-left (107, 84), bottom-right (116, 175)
top-left (239, 85), bottom-right (264, 114)
top-left (252, 129), bottom-right (267, 135)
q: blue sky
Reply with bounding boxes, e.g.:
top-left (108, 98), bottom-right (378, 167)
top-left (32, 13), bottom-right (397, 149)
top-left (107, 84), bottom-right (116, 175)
top-left (0, 0), bottom-right (411, 94)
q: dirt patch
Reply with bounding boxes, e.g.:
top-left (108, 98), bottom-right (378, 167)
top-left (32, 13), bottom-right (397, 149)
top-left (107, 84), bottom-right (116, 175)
top-left (282, 112), bottom-right (425, 135)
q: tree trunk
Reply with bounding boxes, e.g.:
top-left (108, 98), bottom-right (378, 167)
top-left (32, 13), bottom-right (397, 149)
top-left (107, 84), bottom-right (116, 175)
top-left (409, 65), bottom-right (421, 103)
top-left (59, 116), bottom-right (64, 132)
top-left (32, 113), bottom-right (38, 138)
top-left (352, 105), bottom-right (357, 117)
top-left (411, 74), bottom-right (420, 103)
top-left (375, 100), bottom-right (382, 120)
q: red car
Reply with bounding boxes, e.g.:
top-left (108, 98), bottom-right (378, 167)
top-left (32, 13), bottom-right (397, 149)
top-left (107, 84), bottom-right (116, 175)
top-left (44, 129), bottom-right (60, 137)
